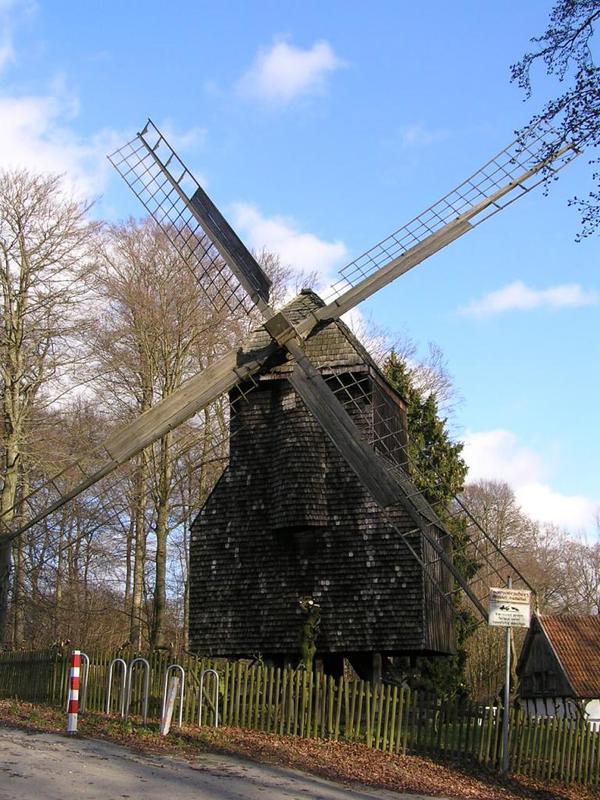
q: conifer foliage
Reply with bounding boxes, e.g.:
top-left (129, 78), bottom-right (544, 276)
top-left (384, 352), bottom-right (476, 699)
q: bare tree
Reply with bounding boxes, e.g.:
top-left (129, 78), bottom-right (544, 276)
top-left (512, 0), bottom-right (600, 236)
top-left (461, 479), bottom-right (600, 699)
top-left (0, 169), bottom-right (97, 644)
top-left (560, 534), bottom-right (600, 614)
top-left (90, 219), bottom-right (253, 648)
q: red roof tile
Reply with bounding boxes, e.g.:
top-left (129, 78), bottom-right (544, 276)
top-left (540, 615), bottom-right (600, 698)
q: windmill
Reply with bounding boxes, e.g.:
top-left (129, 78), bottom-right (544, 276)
top-left (0, 119), bottom-right (579, 662)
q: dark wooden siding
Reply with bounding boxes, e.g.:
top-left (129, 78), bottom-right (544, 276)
top-left (189, 377), bottom-right (454, 658)
top-left (518, 621), bottom-right (573, 698)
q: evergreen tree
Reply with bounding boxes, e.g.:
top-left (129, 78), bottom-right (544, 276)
top-left (384, 352), bottom-right (477, 699)
top-left (384, 353), bottom-right (466, 510)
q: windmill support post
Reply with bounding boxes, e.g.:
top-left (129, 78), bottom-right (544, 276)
top-left (502, 576), bottom-right (512, 775)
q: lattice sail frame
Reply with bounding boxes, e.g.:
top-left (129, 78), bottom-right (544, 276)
top-left (324, 120), bottom-right (579, 302)
top-left (323, 366), bottom-right (535, 624)
top-left (108, 121), bottom-right (269, 316)
top-left (14, 380), bottom-right (259, 578)
top-left (12, 372), bottom-right (260, 546)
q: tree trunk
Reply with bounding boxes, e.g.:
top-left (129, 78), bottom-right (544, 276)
top-left (54, 518), bottom-right (64, 635)
top-left (130, 450), bottom-right (148, 650)
top-left (0, 435), bottom-right (20, 646)
top-left (11, 534), bottom-right (23, 647)
top-left (11, 469), bottom-right (29, 648)
top-left (124, 514), bottom-right (134, 611)
top-left (150, 432), bottom-right (172, 650)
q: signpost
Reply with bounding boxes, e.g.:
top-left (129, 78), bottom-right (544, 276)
top-left (489, 578), bottom-right (531, 775)
top-left (489, 587), bottom-right (531, 629)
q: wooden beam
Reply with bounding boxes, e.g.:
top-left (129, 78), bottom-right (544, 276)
top-left (297, 219), bottom-right (472, 332)
top-left (189, 188), bottom-right (271, 306)
top-left (104, 342), bottom-right (278, 464)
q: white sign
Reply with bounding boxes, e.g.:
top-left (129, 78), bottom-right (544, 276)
top-left (488, 587), bottom-right (531, 628)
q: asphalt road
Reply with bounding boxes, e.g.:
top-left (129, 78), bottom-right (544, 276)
top-left (0, 725), bottom-right (443, 800)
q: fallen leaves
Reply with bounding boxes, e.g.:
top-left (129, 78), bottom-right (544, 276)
top-left (0, 700), bottom-right (598, 800)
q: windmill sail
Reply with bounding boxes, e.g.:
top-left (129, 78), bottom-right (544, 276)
top-left (109, 123), bottom-right (430, 510)
top-left (323, 361), bottom-right (534, 608)
top-left (108, 120), bottom-right (271, 314)
top-left (321, 121), bottom-right (579, 316)
top-left (2, 120), bottom-right (576, 628)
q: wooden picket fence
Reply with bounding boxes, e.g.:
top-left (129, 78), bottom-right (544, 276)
top-left (0, 648), bottom-right (598, 785)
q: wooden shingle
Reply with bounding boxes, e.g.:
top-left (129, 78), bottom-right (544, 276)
top-left (188, 291), bottom-right (455, 662)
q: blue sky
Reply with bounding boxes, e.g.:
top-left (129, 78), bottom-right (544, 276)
top-left (1, 0), bottom-right (598, 532)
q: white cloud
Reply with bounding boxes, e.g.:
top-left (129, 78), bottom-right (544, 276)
top-left (515, 483), bottom-right (597, 532)
top-left (0, 89), bottom-right (123, 198)
top-left (460, 280), bottom-right (598, 318)
top-left (0, 15), bottom-right (207, 202)
top-left (231, 201), bottom-right (347, 287)
top-left (0, 81), bottom-right (208, 207)
top-left (398, 123), bottom-right (445, 149)
top-left (237, 39), bottom-right (345, 105)
top-left (463, 430), bottom-right (543, 487)
top-left (463, 429), bottom-right (598, 531)
top-left (0, 0), bottom-right (36, 74)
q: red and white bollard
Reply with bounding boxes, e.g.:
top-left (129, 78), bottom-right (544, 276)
top-left (66, 650), bottom-right (81, 735)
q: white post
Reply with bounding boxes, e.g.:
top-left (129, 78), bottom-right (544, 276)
top-left (160, 676), bottom-right (180, 737)
top-left (161, 665), bottom-right (185, 728)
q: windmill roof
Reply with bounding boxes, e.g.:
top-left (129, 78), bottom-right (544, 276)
top-left (248, 289), bottom-right (408, 406)
top-left (519, 614), bottom-right (600, 698)
top-left (245, 289), bottom-right (441, 529)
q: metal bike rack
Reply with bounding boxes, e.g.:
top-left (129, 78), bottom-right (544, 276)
top-left (198, 668), bottom-right (219, 728)
top-left (106, 658), bottom-right (128, 716)
top-left (66, 651), bottom-right (90, 714)
top-left (161, 664), bottom-right (185, 728)
top-left (79, 652), bottom-right (90, 713)
top-left (124, 657), bottom-right (150, 724)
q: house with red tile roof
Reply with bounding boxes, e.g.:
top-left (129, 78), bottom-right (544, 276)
top-left (517, 614), bottom-right (600, 725)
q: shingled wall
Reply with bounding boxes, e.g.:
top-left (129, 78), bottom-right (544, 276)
top-left (189, 292), bottom-right (455, 662)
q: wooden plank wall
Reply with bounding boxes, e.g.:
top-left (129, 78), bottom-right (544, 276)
top-left (0, 649), bottom-right (598, 786)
